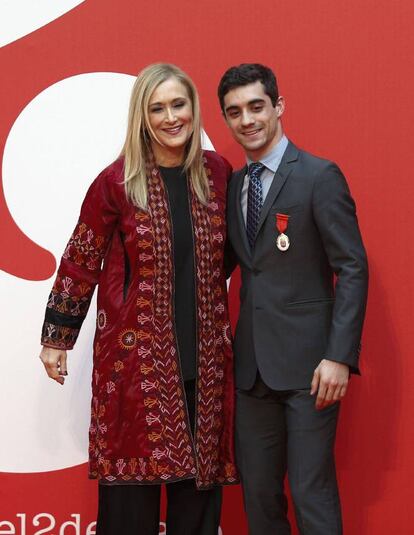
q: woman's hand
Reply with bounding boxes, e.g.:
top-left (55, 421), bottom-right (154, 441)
top-left (39, 346), bottom-right (68, 385)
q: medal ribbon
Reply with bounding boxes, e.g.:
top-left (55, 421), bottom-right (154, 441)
top-left (276, 213), bottom-right (289, 234)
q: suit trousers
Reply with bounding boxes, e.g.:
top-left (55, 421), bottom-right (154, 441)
top-left (95, 380), bottom-right (222, 535)
top-left (236, 375), bottom-right (342, 535)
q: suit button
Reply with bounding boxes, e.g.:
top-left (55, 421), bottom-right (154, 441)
top-left (255, 306), bottom-right (262, 310)
top-left (253, 268), bottom-right (261, 275)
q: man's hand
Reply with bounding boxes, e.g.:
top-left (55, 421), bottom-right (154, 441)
top-left (39, 346), bottom-right (68, 385)
top-left (310, 359), bottom-right (349, 410)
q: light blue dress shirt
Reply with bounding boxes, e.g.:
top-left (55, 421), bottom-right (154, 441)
top-left (241, 134), bottom-right (289, 224)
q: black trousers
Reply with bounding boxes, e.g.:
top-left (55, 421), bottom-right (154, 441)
top-left (96, 479), bottom-right (222, 535)
top-left (236, 375), bottom-right (342, 535)
top-left (96, 380), bottom-right (222, 535)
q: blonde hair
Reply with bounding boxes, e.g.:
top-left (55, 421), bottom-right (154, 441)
top-left (121, 63), bottom-right (209, 210)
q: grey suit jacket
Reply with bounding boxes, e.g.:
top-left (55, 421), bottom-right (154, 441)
top-left (226, 141), bottom-right (368, 390)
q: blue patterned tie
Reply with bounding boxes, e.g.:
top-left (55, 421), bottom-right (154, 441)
top-left (246, 162), bottom-right (265, 249)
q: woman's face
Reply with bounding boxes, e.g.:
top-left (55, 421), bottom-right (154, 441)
top-left (147, 77), bottom-right (193, 158)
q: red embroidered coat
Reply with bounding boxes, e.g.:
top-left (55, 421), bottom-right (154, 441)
top-left (41, 151), bottom-right (238, 488)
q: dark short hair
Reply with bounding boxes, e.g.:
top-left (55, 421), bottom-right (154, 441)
top-left (218, 63), bottom-right (279, 112)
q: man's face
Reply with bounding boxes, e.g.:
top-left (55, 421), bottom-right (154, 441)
top-left (223, 81), bottom-right (284, 160)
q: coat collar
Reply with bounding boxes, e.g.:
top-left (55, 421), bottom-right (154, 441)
top-left (233, 141), bottom-right (299, 257)
top-left (255, 141), bottom-right (299, 238)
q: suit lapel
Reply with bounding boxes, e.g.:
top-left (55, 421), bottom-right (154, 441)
top-left (233, 165), bottom-right (252, 258)
top-left (255, 142), bottom-right (299, 238)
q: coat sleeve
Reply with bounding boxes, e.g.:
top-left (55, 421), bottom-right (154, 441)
top-left (41, 168), bottom-right (120, 350)
top-left (312, 162), bottom-right (368, 373)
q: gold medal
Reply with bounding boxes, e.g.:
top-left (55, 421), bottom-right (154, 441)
top-left (276, 232), bottom-right (290, 251)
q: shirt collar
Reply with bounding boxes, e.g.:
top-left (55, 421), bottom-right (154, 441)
top-left (247, 134), bottom-right (289, 173)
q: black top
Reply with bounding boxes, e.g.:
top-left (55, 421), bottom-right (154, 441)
top-left (159, 165), bottom-right (197, 381)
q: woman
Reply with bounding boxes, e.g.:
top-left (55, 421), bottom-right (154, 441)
top-left (39, 63), bottom-right (238, 535)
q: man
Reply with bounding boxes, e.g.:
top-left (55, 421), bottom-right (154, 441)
top-left (218, 64), bottom-right (368, 534)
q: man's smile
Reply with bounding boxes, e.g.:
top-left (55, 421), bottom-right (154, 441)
top-left (241, 128), bottom-right (262, 137)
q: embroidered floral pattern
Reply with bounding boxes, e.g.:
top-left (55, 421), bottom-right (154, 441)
top-left (63, 221), bottom-right (107, 271)
top-left (97, 309), bottom-right (107, 330)
top-left (114, 360), bottom-right (124, 372)
top-left (118, 329), bottom-right (138, 350)
top-left (46, 275), bottom-right (92, 317)
top-left (189, 173), bottom-right (236, 486)
top-left (42, 221), bottom-right (109, 349)
top-left (146, 168), bottom-right (196, 478)
top-left (41, 322), bottom-right (79, 349)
